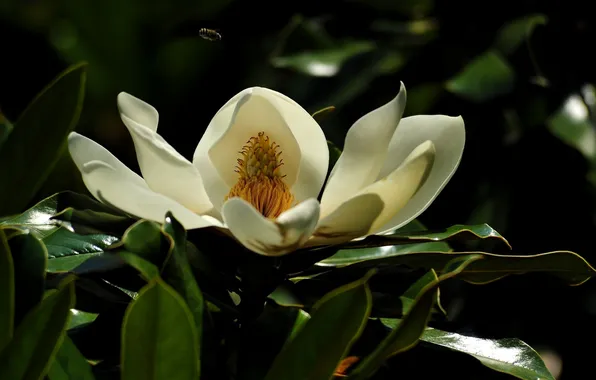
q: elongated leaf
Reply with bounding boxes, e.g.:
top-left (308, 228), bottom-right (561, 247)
top-left (494, 14), bottom-right (548, 55)
top-left (119, 251), bottom-right (160, 281)
top-left (0, 230), bottom-right (14, 350)
top-left (332, 223), bottom-right (509, 256)
top-left (161, 212), bottom-right (204, 359)
top-left (8, 232), bottom-right (47, 325)
top-left (272, 41), bottom-right (375, 77)
top-left (0, 63), bottom-right (87, 216)
top-left (47, 335), bottom-right (95, 380)
top-left (46, 228), bottom-right (119, 272)
top-left (329, 250), bottom-right (595, 286)
top-left (264, 271), bottom-right (373, 380)
top-left (402, 270), bottom-right (446, 316)
top-left (349, 255), bottom-right (482, 379)
top-left (67, 309), bottom-right (98, 330)
top-left (0, 277), bottom-right (75, 380)
top-left (121, 278), bottom-right (200, 380)
top-left (237, 305), bottom-right (310, 380)
top-left (446, 50), bottom-right (514, 103)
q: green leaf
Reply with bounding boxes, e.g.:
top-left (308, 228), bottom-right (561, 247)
top-left (327, 140), bottom-right (342, 173)
top-left (8, 232), bottom-right (47, 325)
top-left (237, 304), bottom-right (310, 380)
top-left (320, 223), bottom-right (506, 267)
top-left (546, 93), bottom-right (596, 162)
top-left (0, 230), bottom-right (14, 350)
top-left (349, 255), bottom-right (482, 379)
top-left (0, 63), bottom-right (87, 216)
top-left (67, 309), bottom-right (98, 330)
top-left (271, 41), bottom-right (375, 77)
top-left (46, 228), bottom-right (119, 272)
top-left (402, 269), bottom-right (446, 316)
top-left (119, 251), bottom-right (160, 281)
top-left (446, 50), bottom-right (515, 103)
top-left (324, 250), bottom-right (595, 286)
top-left (47, 335), bottom-right (95, 380)
top-left (161, 212), bottom-right (204, 358)
top-left (268, 283), bottom-right (304, 308)
top-left (0, 112), bottom-right (13, 150)
top-left (311, 106), bottom-right (336, 121)
top-left (264, 271), bottom-right (373, 380)
top-left (121, 220), bottom-right (170, 267)
top-left (494, 14), bottom-right (548, 55)
top-left (0, 276), bottom-right (76, 380)
top-left (121, 278), bottom-right (200, 380)
top-left (383, 325), bottom-right (555, 380)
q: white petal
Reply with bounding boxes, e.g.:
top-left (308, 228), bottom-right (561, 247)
top-left (221, 198), bottom-right (320, 256)
top-left (320, 82), bottom-right (407, 218)
top-left (194, 87), bottom-right (329, 211)
top-left (68, 132), bottom-right (219, 229)
top-left (374, 115), bottom-right (465, 233)
top-left (118, 93), bottom-right (213, 215)
top-left (305, 193), bottom-right (384, 247)
top-left (117, 92), bottom-right (159, 132)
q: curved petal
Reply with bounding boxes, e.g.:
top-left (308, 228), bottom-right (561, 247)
top-left (118, 93), bottom-right (213, 215)
top-left (194, 87), bottom-right (329, 211)
top-left (117, 92), bottom-right (159, 132)
top-left (374, 115), bottom-right (465, 233)
top-left (304, 193), bottom-right (384, 247)
top-left (68, 132), bottom-right (220, 229)
top-left (221, 197), bottom-right (320, 256)
top-left (262, 88), bottom-right (329, 203)
top-left (320, 82), bottom-right (407, 218)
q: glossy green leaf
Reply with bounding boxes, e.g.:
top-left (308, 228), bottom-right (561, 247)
top-left (46, 228), bottom-right (119, 272)
top-left (0, 230), bottom-right (14, 350)
top-left (121, 220), bottom-right (170, 267)
top-left (0, 276), bottom-right (75, 380)
top-left (446, 50), bottom-right (515, 103)
top-left (161, 212), bottom-right (204, 357)
top-left (272, 41), bottom-right (375, 77)
top-left (237, 305), bottom-right (310, 380)
top-left (8, 232), bottom-right (47, 325)
top-left (264, 271), bottom-right (373, 380)
top-left (0, 63), bottom-right (87, 216)
top-left (268, 283), bottom-right (304, 308)
top-left (494, 14), bottom-right (548, 55)
top-left (121, 278), bottom-right (200, 380)
top-left (67, 309), bottom-right (98, 330)
top-left (320, 223), bottom-right (506, 267)
top-left (349, 255), bottom-right (482, 379)
top-left (119, 251), bottom-right (160, 281)
top-left (402, 270), bottom-right (446, 316)
top-left (0, 112), bottom-right (13, 150)
top-left (47, 335), bottom-right (95, 380)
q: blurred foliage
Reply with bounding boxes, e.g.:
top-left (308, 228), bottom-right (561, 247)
top-left (2, 0), bottom-right (596, 378)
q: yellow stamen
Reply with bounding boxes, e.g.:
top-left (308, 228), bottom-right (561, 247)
top-left (225, 132), bottom-right (295, 218)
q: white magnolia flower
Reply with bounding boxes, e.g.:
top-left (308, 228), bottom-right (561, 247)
top-left (68, 83), bottom-right (465, 256)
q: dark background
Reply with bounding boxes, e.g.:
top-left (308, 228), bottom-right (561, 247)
top-left (1, 0), bottom-right (594, 378)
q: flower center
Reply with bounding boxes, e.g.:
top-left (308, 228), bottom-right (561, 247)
top-left (225, 132), bottom-right (295, 218)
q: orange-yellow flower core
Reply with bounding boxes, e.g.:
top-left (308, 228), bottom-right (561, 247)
top-left (225, 132), bottom-right (295, 218)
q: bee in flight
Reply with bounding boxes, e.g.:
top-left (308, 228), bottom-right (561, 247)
top-left (199, 28), bottom-right (222, 42)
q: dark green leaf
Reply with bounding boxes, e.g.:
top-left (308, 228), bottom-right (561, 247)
top-left (264, 271), bottom-right (373, 380)
top-left (121, 278), bottom-right (200, 380)
top-left (0, 276), bottom-right (75, 380)
top-left (119, 251), bottom-right (160, 281)
top-left (0, 112), bottom-right (13, 150)
top-left (446, 50), bottom-right (515, 103)
top-left (320, 223), bottom-right (505, 267)
top-left (268, 283), bottom-right (304, 308)
top-left (327, 140), bottom-right (342, 173)
top-left (161, 212), bottom-right (204, 359)
top-left (349, 255), bottom-right (482, 379)
top-left (67, 309), bottom-right (98, 330)
top-left (494, 14), bottom-right (548, 55)
top-left (0, 230), bottom-right (14, 350)
top-left (8, 232), bottom-right (47, 325)
top-left (311, 106), bottom-right (336, 121)
top-left (46, 228), bottom-right (119, 272)
top-left (272, 41), bottom-right (375, 77)
top-left (383, 325), bottom-right (555, 380)
top-left (121, 220), bottom-right (170, 267)
top-left (0, 63), bottom-right (87, 216)
top-left (237, 304), bottom-right (310, 380)
top-left (402, 270), bottom-right (446, 316)
top-left (47, 335), bottom-right (95, 380)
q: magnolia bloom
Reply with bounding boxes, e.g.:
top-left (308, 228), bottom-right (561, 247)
top-left (68, 83), bottom-right (465, 256)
